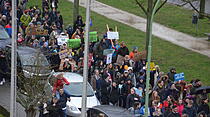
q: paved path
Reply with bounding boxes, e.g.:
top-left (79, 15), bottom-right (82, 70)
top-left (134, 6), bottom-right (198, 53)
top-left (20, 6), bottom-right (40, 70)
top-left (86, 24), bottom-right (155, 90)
top-left (69, 0), bottom-right (210, 58)
top-left (0, 82), bottom-right (26, 117)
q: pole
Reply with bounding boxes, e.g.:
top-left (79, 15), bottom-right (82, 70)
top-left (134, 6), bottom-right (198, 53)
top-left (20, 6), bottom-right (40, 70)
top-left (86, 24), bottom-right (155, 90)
top-left (10, 0), bottom-right (17, 116)
top-left (81, 0), bottom-right (91, 116)
top-left (144, 0), bottom-right (160, 116)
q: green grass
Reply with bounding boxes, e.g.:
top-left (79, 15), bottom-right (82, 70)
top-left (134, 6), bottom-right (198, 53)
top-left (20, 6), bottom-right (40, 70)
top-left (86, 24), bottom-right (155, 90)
top-left (27, 0), bottom-right (210, 85)
top-left (97, 0), bottom-right (210, 37)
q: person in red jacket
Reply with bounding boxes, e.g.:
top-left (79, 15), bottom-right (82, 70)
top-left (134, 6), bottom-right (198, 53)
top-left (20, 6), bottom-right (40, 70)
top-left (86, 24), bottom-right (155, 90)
top-left (53, 73), bottom-right (70, 99)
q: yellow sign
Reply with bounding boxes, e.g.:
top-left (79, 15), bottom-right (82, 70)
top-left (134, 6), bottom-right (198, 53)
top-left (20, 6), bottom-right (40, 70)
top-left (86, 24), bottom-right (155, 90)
top-left (26, 26), bottom-right (48, 36)
top-left (146, 62), bottom-right (156, 71)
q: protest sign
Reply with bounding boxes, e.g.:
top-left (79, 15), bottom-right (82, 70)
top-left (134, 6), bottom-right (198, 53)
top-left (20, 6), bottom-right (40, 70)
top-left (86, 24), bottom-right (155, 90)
top-left (174, 73), bottom-right (185, 82)
top-left (26, 26), bottom-right (48, 36)
top-left (59, 49), bottom-right (68, 59)
top-left (89, 31), bottom-right (98, 42)
top-left (133, 50), bottom-right (147, 61)
top-left (103, 49), bottom-right (115, 55)
top-left (107, 31), bottom-right (119, 39)
top-left (106, 54), bottom-right (112, 64)
top-left (57, 35), bottom-right (69, 45)
top-left (67, 39), bottom-right (81, 49)
top-left (146, 62), bottom-right (156, 71)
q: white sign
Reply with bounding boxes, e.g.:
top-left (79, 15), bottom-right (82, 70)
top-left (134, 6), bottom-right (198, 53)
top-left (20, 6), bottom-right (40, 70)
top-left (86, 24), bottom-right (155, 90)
top-left (106, 54), bottom-right (112, 64)
top-left (57, 35), bottom-right (69, 45)
top-left (107, 31), bottom-right (119, 39)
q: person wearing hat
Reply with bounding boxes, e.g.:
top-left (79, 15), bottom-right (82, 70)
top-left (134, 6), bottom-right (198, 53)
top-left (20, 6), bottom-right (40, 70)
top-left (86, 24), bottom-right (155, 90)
top-left (128, 67), bottom-right (136, 87)
top-left (129, 46), bottom-right (139, 61)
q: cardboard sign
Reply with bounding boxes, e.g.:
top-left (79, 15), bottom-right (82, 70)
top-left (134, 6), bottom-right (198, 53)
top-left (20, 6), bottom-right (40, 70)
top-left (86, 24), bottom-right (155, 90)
top-left (26, 26), bottom-right (48, 36)
top-left (57, 35), bottom-right (69, 45)
top-left (89, 31), bottom-right (98, 42)
top-left (174, 73), bottom-right (185, 82)
top-left (59, 49), bottom-right (68, 59)
top-left (67, 39), bottom-right (81, 49)
top-left (106, 54), bottom-right (112, 64)
top-left (133, 50), bottom-right (147, 62)
top-left (103, 49), bottom-right (115, 55)
top-left (107, 31), bottom-right (119, 39)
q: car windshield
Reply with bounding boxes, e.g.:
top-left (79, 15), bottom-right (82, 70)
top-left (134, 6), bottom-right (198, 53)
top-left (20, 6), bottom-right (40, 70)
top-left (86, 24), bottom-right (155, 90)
top-left (64, 82), bottom-right (94, 97)
top-left (0, 26), bottom-right (10, 39)
top-left (19, 53), bottom-right (49, 66)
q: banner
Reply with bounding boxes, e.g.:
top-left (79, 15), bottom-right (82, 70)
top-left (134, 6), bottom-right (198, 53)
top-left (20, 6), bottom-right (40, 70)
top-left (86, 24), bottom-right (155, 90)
top-left (89, 31), bottom-right (98, 42)
top-left (67, 39), bottom-right (81, 49)
top-left (174, 73), bottom-right (185, 82)
top-left (107, 31), bottom-right (119, 39)
top-left (26, 26), bottom-right (48, 36)
top-left (59, 49), bottom-right (68, 59)
top-left (57, 35), bottom-right (69, 45)
top-left (103, 49), bottom-right (115, 55)
top-left (106, 54), bottom-right (112, 64)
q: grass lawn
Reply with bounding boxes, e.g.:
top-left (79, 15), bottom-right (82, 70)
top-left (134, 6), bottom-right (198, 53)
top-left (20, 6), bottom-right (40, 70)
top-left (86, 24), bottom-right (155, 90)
top-left (27, 0), bottom-right (210, 85)
top-left (97, 0), bottom-right (210, 37)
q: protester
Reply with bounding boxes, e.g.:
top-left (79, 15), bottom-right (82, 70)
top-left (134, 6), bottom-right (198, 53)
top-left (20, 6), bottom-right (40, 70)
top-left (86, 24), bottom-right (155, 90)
top-left (57, 88), bottom-right (70, 117)
top-left (52, 73), bottom-right (70, 100)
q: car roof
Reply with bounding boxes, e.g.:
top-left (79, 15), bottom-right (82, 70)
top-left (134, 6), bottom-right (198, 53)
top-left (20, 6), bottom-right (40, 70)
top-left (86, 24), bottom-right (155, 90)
top-left (54, 72), bottom-right (84, 83)
top-left (17, 46), bottom-right (38, 54)
top-left (90, 105), bottom-right (133, 117)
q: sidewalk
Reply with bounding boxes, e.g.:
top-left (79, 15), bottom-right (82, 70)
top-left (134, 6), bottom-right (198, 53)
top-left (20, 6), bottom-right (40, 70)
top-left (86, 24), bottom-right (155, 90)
top-left (68, 0), bottom-right (210, 58)
top-left (0, 82), bottom-right (26, 117)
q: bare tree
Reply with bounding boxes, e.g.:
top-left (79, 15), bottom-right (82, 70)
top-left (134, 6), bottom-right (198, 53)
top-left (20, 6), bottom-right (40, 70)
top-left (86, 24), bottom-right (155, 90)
top-left (134, 0), bottom-right (168, 53)
top-left (180, 0), bottom-right (208, 18)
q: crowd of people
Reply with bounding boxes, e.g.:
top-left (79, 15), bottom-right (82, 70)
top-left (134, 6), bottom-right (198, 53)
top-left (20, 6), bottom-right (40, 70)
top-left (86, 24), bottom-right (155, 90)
top-left (0, 0), bottom-right (209, 117)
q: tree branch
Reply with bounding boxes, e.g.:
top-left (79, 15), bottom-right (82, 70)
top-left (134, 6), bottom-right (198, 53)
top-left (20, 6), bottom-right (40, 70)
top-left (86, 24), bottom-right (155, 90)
top-left (188, 1), bottom-right (199, 13)
top-left (154, 0), bottom-right (168, 14)
top-left (135, 0), bottom-right (148, 16)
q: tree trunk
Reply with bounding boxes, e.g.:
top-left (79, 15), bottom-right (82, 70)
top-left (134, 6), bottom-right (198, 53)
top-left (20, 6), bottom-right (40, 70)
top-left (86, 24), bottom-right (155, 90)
top-left (73, 0), bottom-right (80, 25)
top-left (25, 108), bottom-right (37, 117)
top-left (199, 0), bottom-right (205, 19)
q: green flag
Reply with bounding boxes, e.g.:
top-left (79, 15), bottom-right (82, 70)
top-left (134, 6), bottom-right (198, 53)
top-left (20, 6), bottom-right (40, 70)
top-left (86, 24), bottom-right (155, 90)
top-left (67, 39), bottom-right (81, 48)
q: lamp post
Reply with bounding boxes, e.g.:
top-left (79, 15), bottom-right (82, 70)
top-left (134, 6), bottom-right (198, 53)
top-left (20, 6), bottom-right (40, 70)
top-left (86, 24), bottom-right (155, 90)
top-left (144, 0), bottom-right (160, 116)
top-left (81, 0), bottom-right (91, 116)
top-left (10, 0), bottom-right (17, 116)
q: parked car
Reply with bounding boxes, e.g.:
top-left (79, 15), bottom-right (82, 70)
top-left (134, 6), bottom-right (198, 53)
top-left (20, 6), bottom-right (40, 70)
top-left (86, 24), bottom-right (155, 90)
top-left (53, 72), bottom-right (100, 117)
top-left (3, 46), bottom-right (51, 80)
top-left (0, 25), bottom-right (11, 49)
top-left (87, 105), bottom-right (133, 117)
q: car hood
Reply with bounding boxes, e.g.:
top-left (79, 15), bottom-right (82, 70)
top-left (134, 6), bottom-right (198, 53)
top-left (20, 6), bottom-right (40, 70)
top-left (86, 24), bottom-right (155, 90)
top-left (68, 96), bottom-right (100, 109)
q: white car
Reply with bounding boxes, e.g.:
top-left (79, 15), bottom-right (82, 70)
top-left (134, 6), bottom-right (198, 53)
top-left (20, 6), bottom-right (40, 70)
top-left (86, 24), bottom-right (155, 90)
top-left (54, 72), bottom-right (100, 117)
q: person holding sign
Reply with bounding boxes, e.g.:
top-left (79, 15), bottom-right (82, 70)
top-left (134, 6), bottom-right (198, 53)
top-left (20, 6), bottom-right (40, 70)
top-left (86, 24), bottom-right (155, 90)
top-left (116, 41), bottom-right (129, 65)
